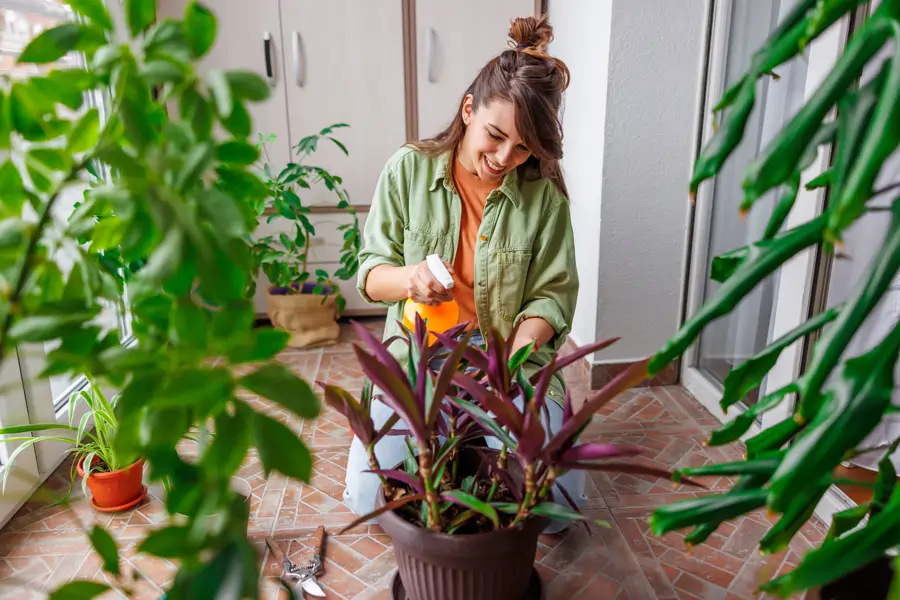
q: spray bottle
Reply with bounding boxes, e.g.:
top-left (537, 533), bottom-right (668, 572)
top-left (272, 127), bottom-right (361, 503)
top-left (402, 254), bottom-right (459, 343)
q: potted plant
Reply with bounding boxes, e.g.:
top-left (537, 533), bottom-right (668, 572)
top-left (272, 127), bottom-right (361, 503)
top-left (645, 0), bottom-right (900, 597)
top-left (249, 127), bottom-right (361, 349)
top-left (320, 317), bottom-right (694, 600)
top-left (0, 382), bottom-right (145, 512)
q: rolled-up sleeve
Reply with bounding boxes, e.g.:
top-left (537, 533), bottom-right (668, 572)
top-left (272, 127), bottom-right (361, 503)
top-left (515, 197), bottom-right (578, 343)
top-left (357, 159), bottom-right (407, 306)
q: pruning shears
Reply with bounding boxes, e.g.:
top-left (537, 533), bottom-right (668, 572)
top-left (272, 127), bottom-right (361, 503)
top-left (266, 527), bottom-right (327, 598)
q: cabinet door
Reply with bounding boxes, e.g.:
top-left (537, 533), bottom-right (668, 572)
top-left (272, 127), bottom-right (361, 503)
top-left (157, 0), bottom-right (292, 169)
top-left (415, 0), bottom-right (536, 140)
top-left (278, 0), bottom-right (406, 208)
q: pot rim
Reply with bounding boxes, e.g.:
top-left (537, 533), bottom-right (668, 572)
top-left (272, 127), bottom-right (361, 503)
top-left (77, 455), bottom-right (145, 480)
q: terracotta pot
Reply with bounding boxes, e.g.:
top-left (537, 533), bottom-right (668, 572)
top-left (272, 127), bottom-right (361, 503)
top-left (266, 282), bottom-right (340, 349)
top-left (77, 456), bottom-right (145, 511)
top-left (375, 449), bottom-right (548, 600)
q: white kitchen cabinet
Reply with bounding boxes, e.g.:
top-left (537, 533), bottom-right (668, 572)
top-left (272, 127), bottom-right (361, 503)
top-left (158, 0), bottom-right (293, 169)
top-left (278, 1), bottom-right (406, 209)
top-left (415, 0), bottom-right (536, 139)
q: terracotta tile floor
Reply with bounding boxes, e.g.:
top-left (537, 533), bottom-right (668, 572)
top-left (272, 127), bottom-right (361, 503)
top-left (0, 318), bottom-right (825, 599)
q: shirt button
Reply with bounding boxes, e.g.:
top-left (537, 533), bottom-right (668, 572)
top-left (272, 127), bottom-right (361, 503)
top-left (480, 235), bottom-right (487, 241)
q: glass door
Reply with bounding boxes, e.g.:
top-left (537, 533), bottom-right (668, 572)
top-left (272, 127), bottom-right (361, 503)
top-left (0, 350), bottom-right (39, 524)
top-left (682, 0), bottom-right (851, 428)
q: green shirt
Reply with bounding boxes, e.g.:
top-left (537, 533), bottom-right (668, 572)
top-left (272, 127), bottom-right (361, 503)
top-left (357, 146), bottom-right (579, 406)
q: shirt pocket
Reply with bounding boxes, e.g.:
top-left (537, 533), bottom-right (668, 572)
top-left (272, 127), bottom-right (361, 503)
top-left (494, 250), bottom-right (532, 322)
top-left (403, 226), bottom-right (441, 266)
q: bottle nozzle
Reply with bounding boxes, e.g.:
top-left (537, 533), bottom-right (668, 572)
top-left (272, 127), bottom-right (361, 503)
top-left (426, 254), bottom-right (454, 290)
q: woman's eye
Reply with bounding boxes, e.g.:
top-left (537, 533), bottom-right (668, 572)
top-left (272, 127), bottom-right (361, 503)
top-left (489, 133), bottom-right (502, 141)
top-left (517, 145), bottom-right (529, 152)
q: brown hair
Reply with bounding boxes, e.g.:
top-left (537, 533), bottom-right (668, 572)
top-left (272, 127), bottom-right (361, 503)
top-left (410, 15), bottom-right (571, 196)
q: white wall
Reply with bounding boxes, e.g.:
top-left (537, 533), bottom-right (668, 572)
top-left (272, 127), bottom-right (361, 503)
top-left (549, 0), bottom-right (613, 348)
top-left (550, 0), bottom-right (708, 363)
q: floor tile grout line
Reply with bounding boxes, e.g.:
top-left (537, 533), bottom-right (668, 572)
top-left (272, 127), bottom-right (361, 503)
top-left (260, 347), bottom-right (325, 586)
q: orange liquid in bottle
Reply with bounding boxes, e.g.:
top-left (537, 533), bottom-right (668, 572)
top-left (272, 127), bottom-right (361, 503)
top-left (403, 255), bottom-right (459, 344)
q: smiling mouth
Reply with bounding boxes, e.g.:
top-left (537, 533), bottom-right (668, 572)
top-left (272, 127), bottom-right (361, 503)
top-left (484, 156), bottom-right (505, 176)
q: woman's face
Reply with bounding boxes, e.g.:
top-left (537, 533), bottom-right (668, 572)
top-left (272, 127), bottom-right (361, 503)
top-left (458, 95), bottom-right (532, 183)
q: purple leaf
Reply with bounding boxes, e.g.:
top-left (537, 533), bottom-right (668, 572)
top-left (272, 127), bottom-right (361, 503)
top-left (555, 481), bottom-right (591, 534)
top-left (569, 461), bottom-right (706, 489)
top-left (372, 412), bottom-right (401, 445)
top-left (532, 356), bottom-right (555, 413)
top-left (337, 493), bottom-right (425, 535)
top-left (352, 346), bottom-right (426, 440)
top-left (453, 371), bottom-right (523, 435)
top-left (429, 330), bottom-right (475, 427)
top-left (562, 388), bottom-right (574, 423)
top-left (449, 397), bottom-right (517, 449)
top-left (529, 337), bottom-right (620, 386)
top-left (557, 443), bottom-right (645, 465)
top-left (545, 359), bottom-right (650, 456)
top-left (351, 320), bottom-right (409, 385)
top-left (318, 382), bottom-right (374, 445)
top-left (364, 469), bottom-right (425, 494)
top-left (514, 407), bottom-right (546, 463)
top-left (434, 331), bottom-right (489, 373)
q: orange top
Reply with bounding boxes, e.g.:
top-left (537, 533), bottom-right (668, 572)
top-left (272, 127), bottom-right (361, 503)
top-left (452, 156), bottom-right (497, 330)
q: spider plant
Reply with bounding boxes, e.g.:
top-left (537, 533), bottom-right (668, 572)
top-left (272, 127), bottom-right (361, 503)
top-left (0, 380), bottom-right (126, 499)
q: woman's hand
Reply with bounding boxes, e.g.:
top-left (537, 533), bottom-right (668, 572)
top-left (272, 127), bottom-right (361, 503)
top-left (407, 259), bottom-right (455, 306)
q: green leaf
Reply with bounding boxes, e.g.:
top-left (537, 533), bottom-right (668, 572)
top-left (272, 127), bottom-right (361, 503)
top-left (508, 342), bottom-right (534, 373)
top-left (448, 397), bottom-right (517, 449)
top-left (18, 24), bottom-right (103, 64)
top-left (67, 0), bottom-right (114, 31)
top-left (441, 490), bottom-right (499, 528)
top-left (203, 409), bottom-right (251, 476)
top-left (48, 581), bottom-right (110, 600)
top-left (227, 328), bottom-right (290, 363)
top-left (9, 313), bottom-right (97, 342)
top-left (139, 60), bottom-right (186, 86)
top-left (67, 108), bottom-right (100, 154)
top-left (240, 364), bottom-right (320, 419)
top-left (183, 2), bottom-right (217, 58)
top-left (171, 299), bottom-right (208, 350)
top-left (226, 71), bottom-right (270, 101)
top-left (649, 489), bottom-right (768, 536)
top-left (199, 188), bottom-right (246, 237)
top-left (251, 410), bottom-right (313, 481)
top-left (125, 0), bottom-right (157, 37)
top-left (721, 307), bottom-right (838, 411)
top-left (826, 503), bottom-right (869, 541)
top-left (221, 100), bottom-right (250, 138)
top-left (206, 70), bottom-right (232, 117)
top-left (177, 142), bottom-right (214, 191)
top-left (530, 501), bottom-right (592, 523)
top-left (768, 310), bottom-right (900, 513)
top-left (216, 140), bottom-right (259, 165)
top-left (138, 526), bottom-right (191, 558)
top-left (0, 161), bottom-right (26, 214)
top-left (88, 525), bottom-right (119, 576)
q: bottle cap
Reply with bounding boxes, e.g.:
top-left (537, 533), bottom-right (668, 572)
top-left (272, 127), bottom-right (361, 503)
top-left (426, 254), bottom-right (454, 290)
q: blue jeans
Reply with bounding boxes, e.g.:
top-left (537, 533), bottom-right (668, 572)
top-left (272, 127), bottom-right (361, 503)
top-left (342, 331), bottom-right (587, 534)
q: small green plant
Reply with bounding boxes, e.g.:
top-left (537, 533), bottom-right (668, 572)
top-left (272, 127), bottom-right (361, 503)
top-left (250, 125), bottom-right (361, 314)
top-left (0, 381), bottom-right (122, 499)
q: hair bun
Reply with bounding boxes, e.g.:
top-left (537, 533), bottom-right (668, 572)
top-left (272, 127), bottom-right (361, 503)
top-left (509, 15), bottom-right (553, 54)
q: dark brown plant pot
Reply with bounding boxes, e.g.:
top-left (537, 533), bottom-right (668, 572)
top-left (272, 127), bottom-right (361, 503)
top-left (375, 449), bottom-right (549, 600)
top-left (811, 555), bottom-right (895, 600)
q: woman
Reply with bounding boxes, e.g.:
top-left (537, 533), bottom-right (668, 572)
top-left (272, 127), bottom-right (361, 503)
top-left (345, 15), bottom-right (584, 534)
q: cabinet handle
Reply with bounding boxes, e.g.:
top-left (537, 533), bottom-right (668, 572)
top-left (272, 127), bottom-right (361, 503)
top-left (426, 27), bottom-right (438, 83)
top-left (263, 32), bottom-right (274, 86)
top-left (293, 31), bottom-right (305, 87)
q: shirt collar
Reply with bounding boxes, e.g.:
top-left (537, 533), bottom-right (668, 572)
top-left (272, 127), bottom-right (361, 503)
top-left (430, 151), bottom-right (523, 208)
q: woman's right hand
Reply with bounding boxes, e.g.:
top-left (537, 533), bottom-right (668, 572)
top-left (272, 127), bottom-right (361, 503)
top-left (407, 259), bottom-right (455, 306)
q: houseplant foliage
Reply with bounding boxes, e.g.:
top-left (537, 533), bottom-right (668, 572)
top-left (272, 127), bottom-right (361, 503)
top-left (646, 0), bottom-right (900, 596)
top-left (0, 382), bottom-right (145, 511)
top-left (250, 125), bottom-right (361, 316)
top-left (322, 317), bottom-right (693, 599)
top-left (0, 1), bottom-right (321, 597)
top-left (249, 127), bottom-right (361, 348)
